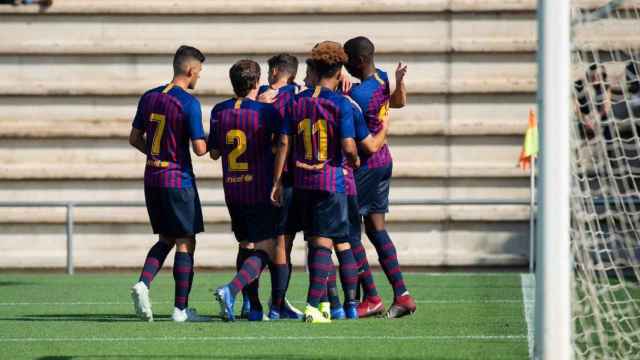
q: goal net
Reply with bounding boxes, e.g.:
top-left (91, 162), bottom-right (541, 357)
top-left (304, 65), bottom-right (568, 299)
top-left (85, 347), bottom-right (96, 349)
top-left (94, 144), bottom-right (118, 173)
top-left (571, 0), bottom-right (640, 358)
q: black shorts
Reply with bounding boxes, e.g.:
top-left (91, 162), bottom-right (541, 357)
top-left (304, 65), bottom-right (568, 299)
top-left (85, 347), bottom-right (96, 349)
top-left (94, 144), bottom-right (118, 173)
top-left (228, 202), bottom-right (277, 243)
top-left (292, 189), bottom-right (348, 240)
top-left (144, 186), bottom-right (204, 237)
top-left (276, 185), bottom-right (296, 236)
top-left (354, 164), bottom-right (392, 216)
top-left (333, 195), bottom-right (362, 245)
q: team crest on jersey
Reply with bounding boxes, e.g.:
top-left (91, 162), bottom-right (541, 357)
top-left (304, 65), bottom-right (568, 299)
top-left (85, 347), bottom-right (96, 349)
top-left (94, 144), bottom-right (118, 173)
top-left (378, 101), bottom-right (390, 124)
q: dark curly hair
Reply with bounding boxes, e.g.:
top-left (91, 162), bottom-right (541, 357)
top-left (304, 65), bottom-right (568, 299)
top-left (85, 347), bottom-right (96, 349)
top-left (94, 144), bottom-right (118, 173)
top-left (309, 41), bottom-right (347, 79)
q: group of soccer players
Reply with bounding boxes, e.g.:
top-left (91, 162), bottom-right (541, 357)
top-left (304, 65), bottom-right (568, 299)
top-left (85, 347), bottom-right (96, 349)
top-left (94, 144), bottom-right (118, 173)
top-left (128, 37), bottom-right (417, 324)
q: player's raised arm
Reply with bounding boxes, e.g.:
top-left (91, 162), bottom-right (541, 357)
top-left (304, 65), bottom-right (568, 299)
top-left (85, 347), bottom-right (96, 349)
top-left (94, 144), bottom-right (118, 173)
top-left (390, 62), bottom-right (407, 109)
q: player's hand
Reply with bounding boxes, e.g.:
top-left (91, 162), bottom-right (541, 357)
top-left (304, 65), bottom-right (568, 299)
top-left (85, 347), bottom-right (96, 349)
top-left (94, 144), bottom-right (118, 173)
top-left (352, 157), bottom-right (361, 169)
top-left (258, 89), bottom-right (278, 104)
top-left (270, 182), bottom-right (283, 207)
top-left (395, 62), bottom-right (408, 84)
top-left (340, 68), bottom-right (353, 93)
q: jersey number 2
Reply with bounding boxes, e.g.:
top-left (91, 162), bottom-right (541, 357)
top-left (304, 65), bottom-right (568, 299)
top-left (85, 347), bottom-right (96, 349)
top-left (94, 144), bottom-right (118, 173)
top-left (149, 113), bottom-right (166, 156)
top-left (298, 118), bottom-right (328, 161)
top-left (226, 130), bottom-right (249, 171)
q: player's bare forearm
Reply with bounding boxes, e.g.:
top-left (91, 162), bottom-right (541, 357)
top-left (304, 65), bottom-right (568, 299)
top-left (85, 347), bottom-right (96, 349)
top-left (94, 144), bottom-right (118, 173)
top-left (128, 128), bottom-right (146, 155)
top-left (360, 120), bottom-right (389, 154)
top-left (342, 138), bottom-right (360, 169)
top-left (390, 62), bottom-right (407, 108)
top-left (390, 81), bottom-right (406, 108)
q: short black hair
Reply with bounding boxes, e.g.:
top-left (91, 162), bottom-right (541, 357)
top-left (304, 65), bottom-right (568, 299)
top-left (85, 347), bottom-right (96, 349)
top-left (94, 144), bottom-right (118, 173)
top-left (310, 41), bottom-right (348, 79)
top-left (230, 59), bottom-right (261, 97)
top-left (173, 45), bottom-right (205, 75)
top-left (268, 53), bottom-right (299, 79)
top-left (343, 36), bottom-right (375, 64)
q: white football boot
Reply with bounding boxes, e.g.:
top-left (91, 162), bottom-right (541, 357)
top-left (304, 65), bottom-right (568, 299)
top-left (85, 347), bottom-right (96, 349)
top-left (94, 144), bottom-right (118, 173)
top-left (131, 281), bottom-right (153, 322)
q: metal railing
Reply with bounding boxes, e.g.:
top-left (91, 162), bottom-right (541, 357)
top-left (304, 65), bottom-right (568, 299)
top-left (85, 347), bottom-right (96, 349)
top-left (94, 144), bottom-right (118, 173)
top-left (0, 198), bottom-right (532, 274)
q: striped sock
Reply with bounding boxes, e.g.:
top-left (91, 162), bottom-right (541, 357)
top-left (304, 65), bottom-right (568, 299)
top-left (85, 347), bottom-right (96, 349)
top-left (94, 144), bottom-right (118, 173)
top-left (270, 263), bottom-right (289, 311)
top-left (173, 251), bottom-right (193, 310)
top-left (187, 252), bottom-right (195, 308)
top-left (236, 248), bottom-right (251, 308)
top-left (228, 250), bottom-right (268, 297)
top-left (336, 249), bottom-right (359, 302)
top-left (138, 241), bottom-right (171, 288)
top-left (327, 264), bottom-right (341, 309)
top-left (351, 240), bottom-right (379, 299)
top-left (368, 230), bottom-right (407, 298)
top-left (307, 246), bottom-right (332, 308)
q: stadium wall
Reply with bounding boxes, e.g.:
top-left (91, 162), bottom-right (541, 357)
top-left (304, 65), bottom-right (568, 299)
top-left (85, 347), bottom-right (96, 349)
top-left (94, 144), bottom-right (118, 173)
top-left (0, 0), bottom-right (537, 268)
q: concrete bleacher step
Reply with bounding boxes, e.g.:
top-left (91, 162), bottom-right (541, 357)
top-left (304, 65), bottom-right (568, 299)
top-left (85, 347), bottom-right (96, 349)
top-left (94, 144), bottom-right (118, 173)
top-left (0, 205), bottom-right (529, 225)
top-left (0, 0), bottom-right (537, 15)
top-left (0, 177), bottom-right (531, 203)
top-left (0, 54), bottom-right (537, 96)
top-left (0, 205), bottom-right (530, 268)
top-left (0, 13), bottom-right (538, 55)
top-left (0, 94), bottom-right (536, 138)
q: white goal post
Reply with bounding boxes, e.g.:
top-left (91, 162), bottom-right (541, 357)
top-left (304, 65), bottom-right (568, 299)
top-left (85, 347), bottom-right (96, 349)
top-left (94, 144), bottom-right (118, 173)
top-left (535, 0), bottom-right (573, 359)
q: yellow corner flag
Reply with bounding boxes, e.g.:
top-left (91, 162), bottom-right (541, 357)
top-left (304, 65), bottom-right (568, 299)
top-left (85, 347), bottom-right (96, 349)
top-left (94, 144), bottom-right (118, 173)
top-left (518, 109), bottom-right (539, 170)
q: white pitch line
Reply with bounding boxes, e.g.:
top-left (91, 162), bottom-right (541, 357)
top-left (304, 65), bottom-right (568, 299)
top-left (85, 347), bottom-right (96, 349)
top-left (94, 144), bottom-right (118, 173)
top-left (0, 299), bottom-right (530, 306)
top-left (521, 273), bottom-right (535, 360)
top-left (0, 335), bottom-right (527, 343)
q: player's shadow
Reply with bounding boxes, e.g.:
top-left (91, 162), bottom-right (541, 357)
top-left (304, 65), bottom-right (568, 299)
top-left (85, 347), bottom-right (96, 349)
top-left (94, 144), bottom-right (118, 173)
top-left (0, 280), bottom-right (36, 287)
top-left (3, 313), bottom-right (226, 323)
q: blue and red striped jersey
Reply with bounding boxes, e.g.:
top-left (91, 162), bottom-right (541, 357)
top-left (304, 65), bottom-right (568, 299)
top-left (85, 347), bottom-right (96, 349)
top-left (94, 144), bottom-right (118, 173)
top-left (281, 86), bottom-right (356, 193)
top-left (258, 83), bottom-right (299, 185)
top-left (348, 68), bottom-right (392, 169)
top-left (132, 83), bottom-right (205, 189)
top-left (344, 96), bottom-right (370, 196)
top-left (209, 98), bottom-right (281, 205)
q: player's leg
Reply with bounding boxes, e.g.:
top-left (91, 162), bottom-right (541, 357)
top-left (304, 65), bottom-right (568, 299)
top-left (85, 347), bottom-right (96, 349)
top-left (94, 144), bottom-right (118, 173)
top-left (268, 233), bottom-right (290, 319)
top-left (325, 263), bottom-right (342, 319)
top-left (131, 235), bottom-right (175, 322)
top-left (131, 186), bottom-right (177, 322)
top-left (215, 204), bottom-right (275, 321)
top-left (303, 190), bottom-right (348, 323)
top-left (216, 240), bottom-right (272, 321)
top-left (171, 236), bottom-right (208, 322)
top-left (168, 186), bottom-right (208, 322)
top-left (333, 241), bottom-right (359, 319)
top-left (137, 235), bottom-right (175, 289)
top-left (304, 236), bottom-right (334, 323)
top-left (351, 228), bottom-right (385, 317)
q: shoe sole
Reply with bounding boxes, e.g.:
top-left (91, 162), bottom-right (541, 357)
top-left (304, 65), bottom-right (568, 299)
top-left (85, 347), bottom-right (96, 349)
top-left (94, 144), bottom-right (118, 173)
top-left (130, 289), bottom-right (153, 322)
top-left (385, 307), bottom-right (417, 319)
top-left (214, 291), bottom-right (229, 321)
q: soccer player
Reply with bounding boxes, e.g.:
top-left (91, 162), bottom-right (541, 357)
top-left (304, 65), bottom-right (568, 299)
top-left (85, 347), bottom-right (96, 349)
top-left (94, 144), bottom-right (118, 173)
top-left (272, 41), bottom-right (360, 323)
top-left (343, 36), bottom-right (417, 318)
top-left (129, 45), bottom-right (209, 322)
top-left (303, 58), bottom-right (389, 320)
top-left (245, 53), bottom-right (303, 320)
top-left (210, 60), bottom-right (281, 322)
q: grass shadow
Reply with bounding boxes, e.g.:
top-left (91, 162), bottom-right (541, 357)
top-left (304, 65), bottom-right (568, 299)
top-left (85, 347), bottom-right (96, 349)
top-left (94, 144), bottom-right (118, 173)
top-left (2, 313), bottom-right (227, 323)
top-left (0, 281), bottom-right (36, 287)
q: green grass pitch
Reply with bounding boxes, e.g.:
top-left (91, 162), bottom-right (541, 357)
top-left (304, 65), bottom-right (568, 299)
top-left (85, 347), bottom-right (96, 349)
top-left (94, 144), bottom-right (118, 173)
top-left (0, 271), bottom-right (529, 359)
